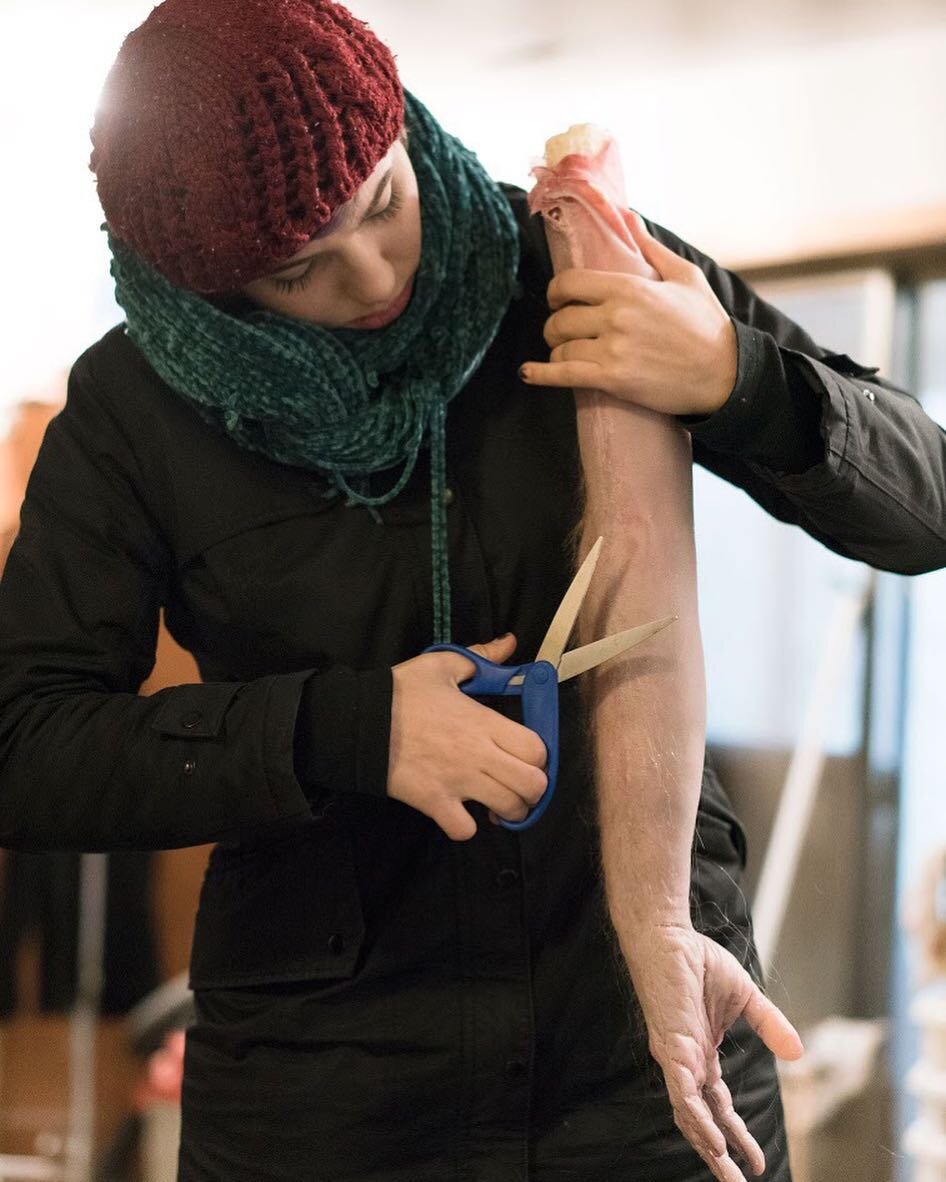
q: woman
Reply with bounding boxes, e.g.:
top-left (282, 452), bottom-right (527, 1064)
top-left (0, 1), bottom-right (943, 1179)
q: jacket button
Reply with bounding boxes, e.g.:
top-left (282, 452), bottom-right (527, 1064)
top-left (504, 1057), bottom-right (527, 1078)
top-left (327, 933), bottom-right (345, 956)
top-left (181, 710), bottom-right (202, 729)
top-left (182, 759), bottom-right (197, 776)
top-left (862, 388), bottom-right (876, 401)
top-left (443, 486), bottom-right (454, 505)
top-left (497, 867), bottom-right (519, 889)
top-left (311, 798), bottom-right (336, 822)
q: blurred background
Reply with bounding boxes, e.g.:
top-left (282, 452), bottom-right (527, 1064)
top-left (0, 1), bottom-right (944, 1179)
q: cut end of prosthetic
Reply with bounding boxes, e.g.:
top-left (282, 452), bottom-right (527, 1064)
top-left (543, 123), bottom-right (612, 167)
top-left (528, 121), bottom-right (644, 267)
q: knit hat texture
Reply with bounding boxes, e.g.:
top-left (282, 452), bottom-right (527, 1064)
top-left (90, 0), bottom-right (404, 292)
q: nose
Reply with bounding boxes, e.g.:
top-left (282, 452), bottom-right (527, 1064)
top-left (340, 240), bottom-right (398, 310)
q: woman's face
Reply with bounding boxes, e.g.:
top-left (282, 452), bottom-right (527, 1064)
top-left (239, 132), bottom-right (421, 329)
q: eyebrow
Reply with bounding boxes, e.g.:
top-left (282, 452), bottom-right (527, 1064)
top-left (268, 166), bottom-right (394, 276)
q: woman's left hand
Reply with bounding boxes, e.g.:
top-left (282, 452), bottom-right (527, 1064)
top-left (520, 211), bottom-right (738, 417)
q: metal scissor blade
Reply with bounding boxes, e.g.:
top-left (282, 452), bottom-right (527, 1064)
top-left (556, 615), bottom-right (677, 682)
top-left (533, 536), bottom-right (605, 668)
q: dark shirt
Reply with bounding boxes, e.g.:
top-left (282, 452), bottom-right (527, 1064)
top-left (0, 186), bottom-right (943, 1178)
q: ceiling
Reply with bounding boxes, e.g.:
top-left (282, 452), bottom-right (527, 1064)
top-left (81, 0), bottom-right (946, 83)
top-left (352, 0), bottom-right (946, 78)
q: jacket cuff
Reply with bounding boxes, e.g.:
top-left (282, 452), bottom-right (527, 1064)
top-left (675, 317), bottom-right (825, 475)
top-left (292, 665), bottom-right (394, 802)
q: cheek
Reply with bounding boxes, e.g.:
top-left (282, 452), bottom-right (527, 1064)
top-left (242, 281), bottom-right (302, 318)
top-left (401, 204), bottom-right (423, 260)
top-left (243, 283), bottom-right (325, 323)
top-left (269, 290), bottom-right (312, 317)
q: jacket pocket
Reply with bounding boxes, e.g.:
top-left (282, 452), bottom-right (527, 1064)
top-left (693, 761), bottom-right (748, 873)
top-left (188, 812), bottom-right (365, 989)
top-left (690, 762), bottom-right (758, 968)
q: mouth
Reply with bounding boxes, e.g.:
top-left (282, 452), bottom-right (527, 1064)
top-left (345, 276), bottom-right (415, 329)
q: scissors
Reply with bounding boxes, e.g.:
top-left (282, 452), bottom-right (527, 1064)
top-left (423, 536), bottom-right (676, 831)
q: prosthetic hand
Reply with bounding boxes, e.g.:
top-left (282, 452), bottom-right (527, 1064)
top-left (626, 924), bottom-right (803, 1181)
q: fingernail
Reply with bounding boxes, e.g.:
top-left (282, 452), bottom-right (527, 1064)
top-left (518, 364), bottom-right (530, 382)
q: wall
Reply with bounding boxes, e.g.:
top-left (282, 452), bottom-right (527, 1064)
top-left (2, 2), bottom-right (946, 407)
top-left (367, 10), bottom-right (946, 265)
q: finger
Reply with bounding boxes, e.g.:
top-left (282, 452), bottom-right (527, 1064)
top-left (704, 1074), bottom-right (765, 1177)
top-left (543, 303), bottom-right (603, 348)
top-left (622, 209), bottom-right (693, 283)
top-left (665, 1061), bottom-right (727, 1161)
top-left (432, 800), bottom-right (478, 842)
top-left (490, 719), bottom-right (548, 770)
top-left (742, 990), bottom-right (804, 1061)
top-left (546, 268), bottom-right (639, 311)
top-left (475, 771), bottom-right (531, 823)
top-left (700, 1144), bottom-right (748, 1182)
top-left (674, 1086), bottom-right (726, 1161)
top-left (549, 339), bottom-right (601, 366)
top-left (673, 1092), bottom-right (747, 1182)
top-left (520, 358), bottom-right (607, 391)
top-left (482, 743), bottom-right (547, 802)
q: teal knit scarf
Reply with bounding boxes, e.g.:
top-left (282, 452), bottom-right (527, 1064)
top-left (107, 90), bottom-right (520, 645)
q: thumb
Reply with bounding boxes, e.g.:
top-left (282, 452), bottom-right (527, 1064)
top-left (452, 633), bottom-right (517, 686)
top-left (622, 209), bottom-right (690, 282)
top-left (436, 800), bottom-right (478, 842)
top-left (742, 987), bottom-right (805, 1061)
top-left (467, 632), bottom-right (517, 660)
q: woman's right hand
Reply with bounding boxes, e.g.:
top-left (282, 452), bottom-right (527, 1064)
top-left (387, 634), bottom-right (548, 840)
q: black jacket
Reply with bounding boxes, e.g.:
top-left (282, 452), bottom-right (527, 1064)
top-left (0, 185), bottom-right (942, 1178)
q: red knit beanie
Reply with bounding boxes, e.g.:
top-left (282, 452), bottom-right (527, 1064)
top-left (90, 0), bottom-right (404, 292)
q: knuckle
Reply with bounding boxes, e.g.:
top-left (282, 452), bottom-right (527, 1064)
top-left (433, 651), bottom-right (462, 678)
top-left (498, 798), bottom-right (522, 822)
top-left (607, 304), bottom-right (632, 333)
top-left (497, 786), bottom-right (528, 818)
top-left (604, 334), bottom-right (626, 362)
top-left (605, 307), bottom-right (622, 332)
top-left (529, 769), bottom-right (548, 802)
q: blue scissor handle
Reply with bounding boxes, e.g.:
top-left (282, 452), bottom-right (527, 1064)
top-left (422, 643), bottom-right (560, 830)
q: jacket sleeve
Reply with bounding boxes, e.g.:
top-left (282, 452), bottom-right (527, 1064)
top-left (642, 214), bottom-right (946, 576)
top-left (0, 358), bottom-right (392, 853)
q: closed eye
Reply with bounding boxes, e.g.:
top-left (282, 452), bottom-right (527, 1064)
top-left (368, 184), bottom-right (403, 223)
top-left (271, 257), bottom-right (318, 295)
top-left (271, 181), bottom-right (403, 296)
